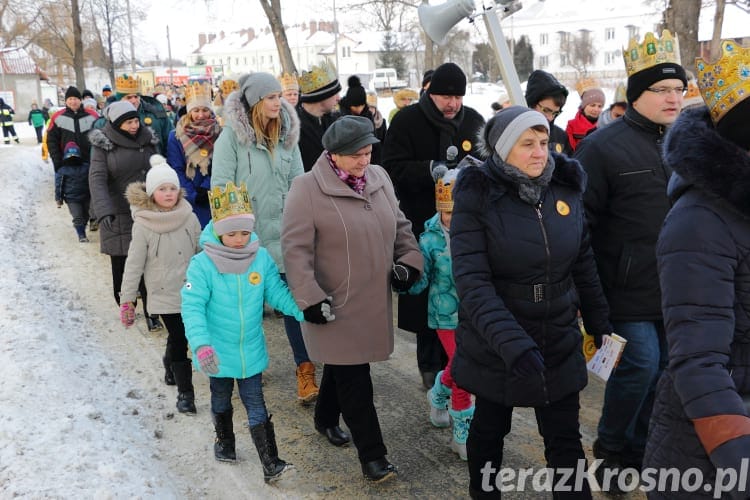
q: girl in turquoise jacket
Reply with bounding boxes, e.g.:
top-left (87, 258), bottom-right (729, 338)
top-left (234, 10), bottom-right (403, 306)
top-left (408, 166), bottom-right (474, 461)
top-left (181, 181), bottom-right (304, 483)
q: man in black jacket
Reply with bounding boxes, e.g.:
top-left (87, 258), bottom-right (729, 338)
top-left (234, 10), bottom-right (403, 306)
top-left (382, 62), bottom-right (485, 389)
top-left (525, 70), bottom-right (572, 156)
top-left (574, 31), bottom-right (687, 484)
top-left (297, 62), bottom-right (341, 172)
top-left (47, 86), bottom-right (99, 171)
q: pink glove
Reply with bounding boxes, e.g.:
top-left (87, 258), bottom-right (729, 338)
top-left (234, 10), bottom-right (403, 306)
top-left (120, 302), bottom-right (135, 328)
top-left (196, 345), bottom-right (219, 375)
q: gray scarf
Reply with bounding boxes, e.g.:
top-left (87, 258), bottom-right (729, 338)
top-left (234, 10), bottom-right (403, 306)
top-left (203, 240), bottom-right (260, 274)
top-left (496, 155), bottom-right (556, 205)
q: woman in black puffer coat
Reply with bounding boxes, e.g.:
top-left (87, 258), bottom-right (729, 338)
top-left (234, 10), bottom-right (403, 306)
top-left (451, 106), bottom-right (612, 499)
top-left (644, 95), bottom-right (750, 497)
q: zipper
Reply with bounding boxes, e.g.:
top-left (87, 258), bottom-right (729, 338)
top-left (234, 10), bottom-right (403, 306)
top-left (535, 200), bottom-right (551, 405)
top-left (237, 274), bottom-right (245, 378)
top-left (619, 169), bottom-right (653, 176)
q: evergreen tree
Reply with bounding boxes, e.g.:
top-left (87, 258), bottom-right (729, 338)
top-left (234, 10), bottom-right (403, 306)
top-left (513, 35), bottom-right (534, 82)
top-left (378, 30), bottom-right (406, 77)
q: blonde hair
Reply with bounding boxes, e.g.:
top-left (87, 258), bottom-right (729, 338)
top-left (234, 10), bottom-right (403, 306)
top-left (250, 102), bottom-right (281, 154)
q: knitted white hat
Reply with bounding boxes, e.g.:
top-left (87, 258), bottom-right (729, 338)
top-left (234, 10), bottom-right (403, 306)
top-left (146, 154), bottom-right (179, 195)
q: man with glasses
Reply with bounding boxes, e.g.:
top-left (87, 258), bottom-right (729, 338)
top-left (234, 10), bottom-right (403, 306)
top-left (524, 69), bottom-right (573, 156)
top-left (574, 30), bottom-right (687, 492)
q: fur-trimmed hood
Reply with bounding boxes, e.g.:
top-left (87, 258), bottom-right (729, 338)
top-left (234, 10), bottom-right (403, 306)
top-left (222, 90), bottom-right (300, 149)
top-left (89, 122), bottom-right (159, 151)
top-left (664, 106), bottom-right (750, 216)
top-left (125, 181), bottom-right (194, 234)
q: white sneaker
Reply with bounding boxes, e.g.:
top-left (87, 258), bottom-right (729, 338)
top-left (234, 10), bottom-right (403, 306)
top-left (428, 388), bottom-right (451, 428)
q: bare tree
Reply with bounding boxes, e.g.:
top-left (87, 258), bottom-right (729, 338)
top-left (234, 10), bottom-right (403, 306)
top-left (558, 30), bottom-right (596, 76)
top-left (258, 0), bottom-right (296, 74)
top-left (347, 0), bottom-right (419, 31)
top-left (709, 0), bottom-right (726, 60)
top-left (89, 0), bottom-right (129, 84)
top-left (71, 0), bottom-right (85, 88)
top-left (660, 0), bottom-right (701, 68)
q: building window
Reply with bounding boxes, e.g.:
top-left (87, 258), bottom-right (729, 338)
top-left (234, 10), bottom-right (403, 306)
top-left (605, 50), bottom-right (620, 66)
top-left (261, 55), bottom-right (264, 64)
top-left (560, 53), bottom-right (568, 66)
top-left (539, 55), bottom-right (549, 68)
top-left (244, 57), bottom-right (247, 64)
top-left (342, 46), bottom-right (351, 58)
top-left (605, 27), bottom-right (615, 40)
top-left (627, 25), bottom-right (639, 39)
top-left (539, 33), bottom-right (548, 46)
top-left (235, 58), bottom-right (239, 65)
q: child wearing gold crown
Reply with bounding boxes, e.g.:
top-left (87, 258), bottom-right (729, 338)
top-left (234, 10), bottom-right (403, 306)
top-left (181, 181), bottom-right (329, 482)
top-left (119, 154), bottom-right (202, 414)
top-left (404, 160), bottom-right (478, 461)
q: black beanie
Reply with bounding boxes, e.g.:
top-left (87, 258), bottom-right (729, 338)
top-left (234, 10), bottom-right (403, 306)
top-left (82, 89), bottom-right (94, 99)
top-left (422, 69), bottom-right (434, 88)
top-left (626, 63), bottom-right (687, 104)
top-left (344, 75), bottom-right (367, 107)
top-left (428, 63), bottom-right (466, 96)
top-left (65, 86), bottom-right (82, 100)
top-left (716, 98), bottom-right (750, 151)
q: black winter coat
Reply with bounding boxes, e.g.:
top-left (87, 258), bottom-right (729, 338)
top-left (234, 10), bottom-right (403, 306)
top-left (451, 153), bottom-right (611, 407)
top-left (297, 105), bottom-right (339, 172)
top-left (382, 94), bottom-right (485, 333)
top-left (574, 106), bottom-right (672, 321)
top-left (339, 105), bottom-right (387, 166)
top-left (644, 108), bottom-right (750, 499)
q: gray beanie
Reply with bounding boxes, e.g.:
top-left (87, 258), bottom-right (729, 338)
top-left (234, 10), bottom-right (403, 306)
top-left (323, 116), bottom-right (380, 155)
top-left (240, 72), bottom-right (282, 108)
top-left (484, 105), bottom-right (549, 161)
top-left (105, 100), bottom-right (139, 128)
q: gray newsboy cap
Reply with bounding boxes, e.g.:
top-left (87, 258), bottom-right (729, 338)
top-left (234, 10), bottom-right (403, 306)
top-left (322, 115), bottom-right (380, 155)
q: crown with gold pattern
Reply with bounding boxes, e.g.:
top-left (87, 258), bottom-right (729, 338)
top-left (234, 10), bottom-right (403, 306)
top-left (623, 30), bottom-right (681, 77)
top-left (613, 82), bottom-right (627, 104)
top-left (115, 74), bottom-right (142, 96)
top-left (575, 77), bottom-right (599, 97)
top-left (696, 40), bottom-right (750, 123)
top-left (221, 79), bottom-right (239, 97)
top-left (299, 61), bottom-right (338, 95)
top-left (184, 82), bottom-right (213, 111)
top-left (279, 72), bottom-right (299, 91)
top-left (209, 182), bottom-right (253, 222)
top-left (435, 168), bottom-right (461, 212)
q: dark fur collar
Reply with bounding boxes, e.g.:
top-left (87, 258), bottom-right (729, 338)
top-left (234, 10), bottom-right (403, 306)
top-left (664, 107), bottom-right (750, 216)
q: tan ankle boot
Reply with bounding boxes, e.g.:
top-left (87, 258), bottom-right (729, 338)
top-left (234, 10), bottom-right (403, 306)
top-left (296, 361), bottom-right (319, 404)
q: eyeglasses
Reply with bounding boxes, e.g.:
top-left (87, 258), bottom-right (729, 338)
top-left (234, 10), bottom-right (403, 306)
top-left (536, 104), bottom-right (561, 118)
top-left (645, 86), bottom-right (687, 96)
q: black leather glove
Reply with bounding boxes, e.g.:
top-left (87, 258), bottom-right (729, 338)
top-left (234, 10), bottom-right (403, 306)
top-left (194, 187), bottom-right (209, 204)
top-left (391, 263), bottom-right (420, 292)
top-left (303, 297), bottom-right (335, 324)
top-left (98, 215), bottom-right (115, 232)
top-left (511, 348), bottom-right (545, 377)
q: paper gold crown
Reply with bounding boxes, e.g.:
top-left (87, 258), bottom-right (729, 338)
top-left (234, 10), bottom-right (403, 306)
top-left (299, 61), bottom-right (338, 95)
top-left (209, 182), bottom-right (253, 222)
top-left (622, 30), bottom-right (681, 77)
top-left (184, 82), bottom-right (212, 108)
top-left (221, 79), bottom-right (239, 96)
top-left (279, 72), bottom-right (299, 91)
top-left (435, 177), bottom-right (455, 212)
top-left (696, 40), bottom-right (750, 123)
top-left (115, 74), bottom-right (142, 96)
top-left (613, 82), bottom-right (627, 104)
top-left (366, 91), bottom-right (378, 107)
top-left (575, 77), bottom-right (599, 97)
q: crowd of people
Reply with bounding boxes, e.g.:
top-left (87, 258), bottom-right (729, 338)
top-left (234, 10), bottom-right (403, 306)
top-left (20, 29), bottom-right (750, 497)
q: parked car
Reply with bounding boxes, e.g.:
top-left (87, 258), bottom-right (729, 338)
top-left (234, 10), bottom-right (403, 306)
top-left (368, 68), bottom-right (408, 92)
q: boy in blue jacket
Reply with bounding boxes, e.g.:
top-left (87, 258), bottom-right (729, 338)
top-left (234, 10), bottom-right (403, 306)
top-left (408, 162), bottom-right (476, 460)
top-left (182, 182), bottom-right (333, 482)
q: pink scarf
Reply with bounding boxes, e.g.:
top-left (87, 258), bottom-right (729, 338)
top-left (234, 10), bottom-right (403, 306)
top-left (326, 152), bottom-right (367, 194)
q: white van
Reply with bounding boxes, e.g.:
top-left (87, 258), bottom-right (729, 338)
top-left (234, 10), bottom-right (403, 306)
top-left (368, 68), bottom-right (407, 92)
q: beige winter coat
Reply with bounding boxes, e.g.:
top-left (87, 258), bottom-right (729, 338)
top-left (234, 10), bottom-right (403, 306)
top-left (119, 182), bottom-right (202, 314)
top-left (281, 154), bottom-right (423, 365)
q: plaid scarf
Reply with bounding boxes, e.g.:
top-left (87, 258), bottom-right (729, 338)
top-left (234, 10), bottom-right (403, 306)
top-left (175, 118), bottom-right (222, 179)
top-left (326, 151), bottom-right (367, 194)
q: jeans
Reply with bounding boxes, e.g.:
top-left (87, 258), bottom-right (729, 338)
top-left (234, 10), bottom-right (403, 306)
top-left (597, 320), bottom-right (667, 461)
top-left (467, 392), bottom-right (590, 499)
top-left (210, 374), bottom-right (268, 427)
top-left (280, 273), bottom-right (310, 366)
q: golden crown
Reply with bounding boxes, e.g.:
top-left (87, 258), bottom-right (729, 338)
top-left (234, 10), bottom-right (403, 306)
top-left (115, 74), bottom-right (141, 95)
top-left (209, 182), bottom-right (253, 222)
top-left (298, 61), bottom-right (338, 95)
top-left (221, 79), bottom-right (239, 96)
top-left (623, 30), bottom-right (681, 77)
top-left (435, 178), bottom-right (455, 212)
top-left (184, 82), bottom-right (213, 108)
top-left (279, 72), bottom-right (299, 91)
top-left (613, 82), bottom-right (627, 103)
top-left (575, 77), bottom-right (599, 97)
top-left (696, 40), bottom-right (750, 123)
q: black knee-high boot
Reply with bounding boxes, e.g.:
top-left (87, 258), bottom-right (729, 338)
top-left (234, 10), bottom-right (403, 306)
top-left (249, 415), bottom-right (294, 482)
top-left (171, 361), bottom-right (196, 414)
top-left (212, 410), bottom-right (236, 462)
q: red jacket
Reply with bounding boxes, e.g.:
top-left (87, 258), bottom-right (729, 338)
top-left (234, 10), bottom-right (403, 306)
top-left (565, 110), bottom-right (597, 151)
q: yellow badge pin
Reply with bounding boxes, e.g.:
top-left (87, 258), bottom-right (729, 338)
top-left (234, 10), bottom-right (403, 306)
top-left (144, 117), bottom-right (153, 125)
top-left (462, 140), bottom-right (472, 152)
top-left (249, 272), bottom-right (261, 285)
top-left (556, 200), bottom-right (570, 216)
